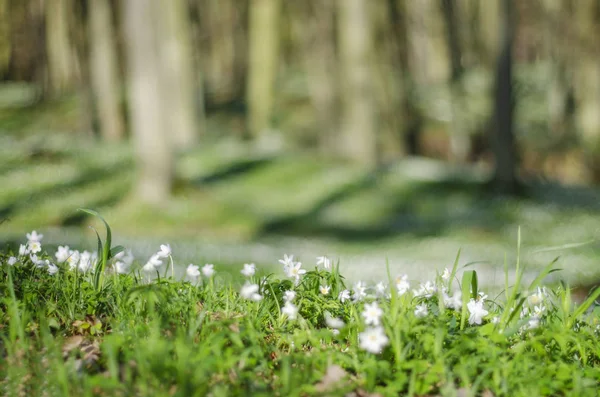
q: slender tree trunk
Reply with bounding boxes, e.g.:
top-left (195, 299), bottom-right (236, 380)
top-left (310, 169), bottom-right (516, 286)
top-left (490, 0), bottom-right (518, 193)
top-left (123, 0), bottom-right (173, 205)
top-left (45, 0), bottom-right (75, 96)
top-left (290, 0), bottom-right (338, 153)
top-left (337, 0), bottom-right (377, 165)
top-left (246, 0), bottom-right (281, 139)
top-left (155, 0), bottom-right (200, 149)
top-left (441, 0), bottom-right (470, 162)
top-left (387, 0), bottom-right (423, 155)
top-left (88, 0), bottom-right (124, 142)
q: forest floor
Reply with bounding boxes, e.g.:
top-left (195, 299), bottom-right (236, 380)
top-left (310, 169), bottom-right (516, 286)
top-left (2, 89), bottom-right (600, 290)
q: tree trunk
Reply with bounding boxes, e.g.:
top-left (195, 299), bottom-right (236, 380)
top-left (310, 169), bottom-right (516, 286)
top-left (88, 0), bottom-right (124, 142)
top-left (290, 0), bottom-right (338, 153)
top-left (337, 0), bottom-right (377, 166)
top-left (490, 0), bottom-right (518, 193)
top-left (246, 0), bottom-right (281, 140)
top-left (440, 0), bottom-right (470, 162)
top-left (45, 0), bottom-right (75, 96)
top-left (123, 0), bottom-right (173, 205)
top-left (388, 0), bottom-right (424, 155)
top-left (154, 0), bottom-right (200, 149)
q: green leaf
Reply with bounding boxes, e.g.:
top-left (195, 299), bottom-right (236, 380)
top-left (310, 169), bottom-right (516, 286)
top-left (527, 257), bottom-right (561, 292)
top-left (570, 286), bottom-right (600, 326)
top-left (447, 249), bottom-right (461, 292)
top-left (110, 245), bottom-right (126, 259)
top-left (460, 271), bottom-right (475, 330)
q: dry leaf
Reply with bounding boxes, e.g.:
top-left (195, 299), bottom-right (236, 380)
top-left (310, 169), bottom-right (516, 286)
top-left (315, 365), bottom-right (347, 393)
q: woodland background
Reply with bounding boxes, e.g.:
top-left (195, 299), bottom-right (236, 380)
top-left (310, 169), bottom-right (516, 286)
top-left (1, 0), bottom-right (600, 288)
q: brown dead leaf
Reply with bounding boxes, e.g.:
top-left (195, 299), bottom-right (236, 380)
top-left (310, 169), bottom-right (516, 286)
top-left (62, 336), bottom-right (84, 355)
top-left (315, 365), bottom-right (348, 393)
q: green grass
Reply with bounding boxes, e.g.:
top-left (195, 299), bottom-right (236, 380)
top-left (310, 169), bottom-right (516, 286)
top-left (1, 220), bottom-right (600, 396)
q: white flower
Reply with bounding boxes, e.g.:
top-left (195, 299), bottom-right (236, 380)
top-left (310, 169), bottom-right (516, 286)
top-left (47, 262), bottom-right (59, 275)
top-left (395, 274), bottom-right (410, 295)
top-left (285, 262), bottom-right (306, 282)
top-left (143, 261), bottom-right (156, 273)
top-left (55, 246), bottom-right (70, 263)
top-left (316, 256), bottom-right (331, 270)
top-left (8, 256), bottom-right (17, 266)
top-left (115, 249), bottom-right (135, 266)
top-left (533, 304), bottom-right (546, 317)
top-left (325, 312), bottom-right (345, 329)
top-left (491, 316), bottom-right (500, 324)
top-left (67, 250), bottom-right (80, 270)
top-left (186, 264), bottom-right (200, 278)
top-left (283, 290), bottom-right (296, 302)
top-left (441, 268), bottom-right (451, 281)
top-left (375, 282), bottom-right (387, 298)
top-left (28, 240), bottom-right (41, 254)
top-left (146, 254), bottom-right (163, 269)
top-left (157, 244), bottom-right (171, 258)
top-left (115, 261), bottom-right (129, 274)
top-left (414, 304), bottom-right (428, 318)
top-left (362, 302), bottom-right (383, 326)
top-left (338, 289), bottom-right (351, 303)
top-left (413, 281), bottom-right (436, 298)
top-left (467, 299), bottom-right (488, 325)
top-left (319, 285), bottom-right (331, 295)
top-left (527, 287), bottom-right (546, 307)
top-left (527, 316), bottom-right (540, 330)
top-left (202, 264), bottom-right (215, 278)
top-left (26, 230), bottom-right (43, 242)
top-left (30, 254), bottom-right (44, 267)
top-left (281, 301), bottom-right (298, 320)
top-left (443, 290), bottom-right (462, 311)
top-left (240, 282), bottom-right (262, 301)
top-left (18, 244), bottom-right (29, 256)
top-left (353, 281), bottom-right (367, 301)
top-left (241, 263), bottom-right (256, 277)
top-left (78, 251), bottom-right (95, 273)
top-left (279, 254), bottom-right (295, 272)
top-left (478, 291), bottom-right (488, 301)
top-left (359, 327), bottom-right (389, 354)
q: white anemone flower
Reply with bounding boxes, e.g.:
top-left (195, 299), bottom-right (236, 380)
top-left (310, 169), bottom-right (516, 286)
top-left (283, 290), bottom-right (296, 302)
top-left (157, 244), bottom-right (171, 258)
top-left (353, 281), bottom-right (367, 301)
top-left (441, 268), bottom-right (451, 281)
top-left (143, 261), bottom-right (156, 273)
top-left (281, 301), bottom-right (298, 320)
top-left (28, 240), bottom-right (42, 254)
top-left (47, 262), bottom-right (59, 275)
top-left (395, 274), bottom-right (410, 295)
top-left (186, 264), bottom-right (200, 279)
top-left (338, 289), bottom-right (351, 303)
top-left (319, 285), bottom-right (331, 295)
top-left (26, 230), bottom-right (43, 242)
top-left (241, 263), bottom-right (256, 277)
top-left (55, 246), bottom-right (70, 263)
top-left (359, 327), bottom-right (389, 354)
top-left (414, 304), bottom-right (428, 318)
top-left (362, 302), bottom-right (383, 326)
top-left (279, 254), bottom-right (295, 272)
top-left (375, 282), bottom-right (387, 298)
top-left (316, 256), bottom-right (331, 270)
top-left (325, 312), bottom-right (345, 329)
top-left (285, 262), bottom-right (306, 282)
top-left (7, 256), bottom-right (17, 266)
top-left (467, 299), bottom-right (489, 325)
top-left (146, 254), bottom-right (163, 269)
top-left (18, 244), bottom-right (29, 256)
top-left (413, 281), bottom-right (437, 298)
top-left (443, 290), bottom-right (462, 311)
top-left (202, 264), bottom-right (215, 278)
top-left (240, 282), bottom-right (262, 301)
top-left (115, 261), bottom-right (130, 275)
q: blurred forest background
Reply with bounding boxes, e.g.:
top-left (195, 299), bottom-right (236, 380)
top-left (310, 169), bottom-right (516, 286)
top-left (1, 0), bottom-right (600, 287)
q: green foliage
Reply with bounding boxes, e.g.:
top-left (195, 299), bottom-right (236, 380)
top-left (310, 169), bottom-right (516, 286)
top-left (1, 223), bottom-right (600, 396)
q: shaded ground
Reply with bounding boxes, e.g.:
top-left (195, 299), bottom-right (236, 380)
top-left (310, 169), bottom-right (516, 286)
top-left (1, 88), bottom-right (600, 289)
